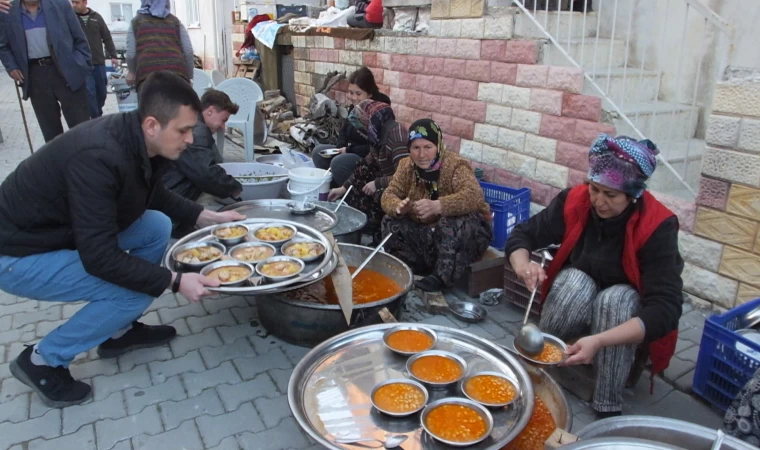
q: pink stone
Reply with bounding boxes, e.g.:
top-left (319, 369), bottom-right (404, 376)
top-left (436, 39), bottom-right (458, 58)
top-left (328, 50), bottom-right (341, 63)
top-left (396, 105), bottom-right (414, 123)
top-left (453, 39), bottom-right (481, 60)
top-left (334, 38), bottom-right (345, 49)
top-left (573, 120), bottom-right (616, 146)
top-left (391, 54), bottom-right (409, 72)
top-left (540, 115), bottom-right (577, 140)
top-left (555, 141), bottom-right (589, 171)
top-left (490, 62), bottom-right (518, 85)
top-left (451, 118), bottom-right (476, 140)
top-left (530, 88), bottom-right (564, 115)
top-left (416, 38), bottom-right (438, 56)
top-left (309, 49), bottom-right (318, 61)
top-left (432, 113), bottom-right (453, 130)
top-left (390, 87), bottom-right (406, 105)
top-left (472, 161), bottom-right (495, 180)
top-left (425, 95), bottom-right (443, 112)
top-left (453, 79), bottom-right (479, 100)
top-left (459, 100), bottom-right (487, 122)
top-left (405, 90), bottom-right (425, 109)
top-left (416, 74), bottom-right (435, 93)
top-left (547, 66), bottom-right (584, 94)
top-left (444, 59), bottom-right (467, 79)
top-left (464, 61), bottom-right (491, 82)
top-left (440, 96), bottom-right (464, 115)
top-left (384, 70), bottom-right (400, 87)
top-left (567, 168), bottom-right (587, 187)
top-left (430, 76), bottom-right (456, 96)
top-left (516, 65), bottom-right (549, 88)
top-left (423, 57), bottom-right (446, 75)
top-left (481, 40), bottom-right (506, 61)
top-left (444, 134), bottom-right (461, 153)
top-left (372, 68), bottom-right (384, 86)
top-left (378, 84), bottom-right (391, 97)
top-left (562, 93), bottom-right (602, 121)
top-left (696, 177), bottom-right (730, 210)
top-left (493, 169), bottom-right (522, 188)
top-left (521, 179), bottom-right (554, 206)
top-left (505, 40), bottom-right (538, 64)
top-left (363, 52), bottom-right (377, 68)
top-left (377, 53), bottom-right (392, 69)
top-left (651, 191), bottom-right (696, 232)
top-left (407, 56), bottom-right (426, 74)
top-left (400, 72), bottom-right (417, 89)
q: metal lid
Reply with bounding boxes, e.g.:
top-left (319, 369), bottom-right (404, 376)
top-left (560, 437), bottom-right (686, 449)
top-left (218, 199), bottom-right (338, 233)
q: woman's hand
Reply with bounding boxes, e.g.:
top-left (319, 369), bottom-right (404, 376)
top-left (413, 199), bottom-right (441, 221)
top-left (196, 210), bottom-right (246, 228)
top-left (328, 186), bottom-right (347, 202)
top-left (517, 261), bottom-right (546, 291)
top-left (337, 147), bottom-right (347, 154)
top-left (126, 72), bottom-right (136, 85)
top-left (362, 181), bottom-right (377, 196)
top-left (395, 198), bottom-right (413, 216)
top-left (562, 335), bottom-right (603, 366)
top-left (0, 1), bottom-right (10, 14)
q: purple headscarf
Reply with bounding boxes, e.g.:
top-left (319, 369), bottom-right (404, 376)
top-left (587, 134), bottom-right (659, 199)
top-left (138, 0), bottom-right (171, 19)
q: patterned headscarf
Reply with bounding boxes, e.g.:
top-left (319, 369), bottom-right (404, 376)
top-left (408, 119), bottom-right (445, 200)
top-left (138, 0), bottom-right (171, 18)
top-left (348, 100), bottom-right (395, 146)
top-left (588, 134), bottom-right (659, 199)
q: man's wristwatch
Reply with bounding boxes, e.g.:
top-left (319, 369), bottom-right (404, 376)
top-left (172, 273), bottom-right (183, 293)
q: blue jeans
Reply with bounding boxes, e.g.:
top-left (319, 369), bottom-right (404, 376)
top-left (0, 211), bottom-right (171, 367)
top-left (85, 64), bottom-right (108, 118)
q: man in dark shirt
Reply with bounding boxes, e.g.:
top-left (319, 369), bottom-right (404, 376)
top-left (72, 0), bottom-right (119, 118)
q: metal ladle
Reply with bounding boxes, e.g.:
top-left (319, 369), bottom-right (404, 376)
top-left (515, 244), bottom-right (559, 356)
top-left (334, 435), bottom-right (408, 448)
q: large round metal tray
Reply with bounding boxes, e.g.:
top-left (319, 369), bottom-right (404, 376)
top-left (218, 199), bottom-right (338, 233)
top-left (314, 201), bottom-right (367, 236)
top-left (288, 323), bottom-right (535, 450)
top-left (163, 218), bottom-right (335, 295)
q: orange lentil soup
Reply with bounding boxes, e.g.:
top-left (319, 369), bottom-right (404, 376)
top-left (464, 375), bottom-right (517, 405)
top-left (372, 383), bottom-right (426, 413)
top-left (283, 267), bottom-right (402, 305)
top-left (386, 330), bottom-right (434, 353)
top-left (426, 404), bottom-right (488, 443)
top-left (410, 355), bottom-right (462, 383)
top-left (534, 342), bottom-right (564, 364)
top-left (502, 396), bottom-right (556, 450)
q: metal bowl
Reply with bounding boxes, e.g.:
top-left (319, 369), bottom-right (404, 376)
top-left (515, 332), bottom-right (568, 367)
top-left (560, 437), bottom-right (686, 449)
top-left (382, 325), bottom-right (438, 356)
top-left (319, 148), bottom-right (341, 158)
top-left (287, 201), bottom-right (317, 215)
top-left (449, 301), bottom-right (487, 323)
top-left (406, 350), bottom-right (468, 389)
top-left (280, 239), bottom-right (326, 263)
top-left (227, 241), bottom-right (277, 264)
top-left (460, 371), bottom-right (521, 408)
top-left (200, 260), bottom-right (255, 287)
top-left (250, 223), bottom-right (298, 246)
top-left (172, 241), bottom-right (226, 270)
top-left (210, 223), bottom-right (250, 246)
top-left (370, 378), bottom-right (429, 417)
top-left (741, 305), bottom-right (760, 329)
top-left (255, 256), bottom-right (305, 283)
top-left (420, 397), bottom-right (494, 447)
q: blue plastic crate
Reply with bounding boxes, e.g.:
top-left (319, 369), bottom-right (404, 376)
top-left (693, 297), bottom-right (760, 412)
top-left (479, 181), bottom-right (531, 249)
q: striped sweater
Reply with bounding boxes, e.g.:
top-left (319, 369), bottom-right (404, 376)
top-left (130, 13), bottom-right (191, 85)
top-left (344, 119), bottom-right (409, 190)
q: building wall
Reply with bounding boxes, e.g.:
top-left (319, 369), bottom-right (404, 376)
top-left (85, 0), bottom-right (142, 23)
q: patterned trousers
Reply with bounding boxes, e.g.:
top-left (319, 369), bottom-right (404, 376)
top-left (381, 213), bottom-right (492, 287)
top-left (723, 367), bottom-right (760, 446)
top-left (345, 159), bottom-right (385, 242)
top-left (539, 268), bottom-right (640, 412)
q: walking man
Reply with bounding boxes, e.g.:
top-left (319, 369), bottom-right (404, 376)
top-left (0, 0), bottom-right (92, 142)
top-left (72, 0), bottom-right (119, 118)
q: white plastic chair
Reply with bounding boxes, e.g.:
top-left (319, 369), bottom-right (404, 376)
top-left (211, 69), bottom-right (226, 86)
top-left (192, 68), bottom-right (214, 99)
top-left (216, 78), bottom-right (264, 161)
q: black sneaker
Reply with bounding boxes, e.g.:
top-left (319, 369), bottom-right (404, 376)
top-left (596, 410), bottom-right (623, 420)
top-left (97, 322), bottom-right (177, 359)
top-left (414, 274), bottom-right (444, 292)
top-left (10, 345), bottom-right (92, 408)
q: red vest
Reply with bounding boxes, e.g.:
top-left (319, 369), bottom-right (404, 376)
top-left (542, 185), bottom-right (679, 388)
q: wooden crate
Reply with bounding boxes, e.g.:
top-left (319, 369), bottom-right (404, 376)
top-left (457, 248), bottom-right (506, 297)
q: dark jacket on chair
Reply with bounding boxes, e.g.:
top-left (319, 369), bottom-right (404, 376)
top-left (337, 91), bottom-right (391, 158)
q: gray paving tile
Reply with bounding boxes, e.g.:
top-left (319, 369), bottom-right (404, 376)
top-left (238, 417), bottom-right (311, 450)
top-left (124, 376), bottom-right (187, 416)
top-left (233, 348), bottom-right (292, 380)
top-left (254, 394), bottom-right (291, 428)
top-left (132, 419), bottom-right (203, 450)
top-left (62, 392), bottom-right (125, 434)
top-left (160, 388), bottom-right (224, 430)
top-left (200, 338), bottom-right (257, 369)
top-left (95, 405), bottom-right (162, 450)
top-left (196, 402), bottom-right (265, 448)
top-left (29, 424), bottom-right (96, 450)
top-left (182, 361), bottom-right (242, 397)
top-left (0, 409), bottom-right (61, 449)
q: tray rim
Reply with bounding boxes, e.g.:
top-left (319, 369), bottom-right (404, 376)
top-left (218, 199), bottom-right (339, 233)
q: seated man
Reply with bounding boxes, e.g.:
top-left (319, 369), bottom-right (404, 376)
top-left (348, 0), bottom-right (383, 28)
top-left (163, 88), bottom-right (242, 203)
top-left (0, 71), bottom-right (244, 408)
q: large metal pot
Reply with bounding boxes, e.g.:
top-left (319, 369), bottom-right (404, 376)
top-left (314, 201), bottom-right (366, 244)
top-left (560, 437), bottom-right (686, 449)
top-left (256, 243), bottom-right (412, 347)
top-left (576, 416), bottom-right (756, 450)
top-left (519, 361), bottom-right (573, 432)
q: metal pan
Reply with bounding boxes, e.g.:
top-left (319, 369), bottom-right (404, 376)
top-left (218, 199), bottom-right (338, 233)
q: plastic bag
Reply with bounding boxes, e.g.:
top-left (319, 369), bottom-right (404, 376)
top-left (315, 6), bottom-right (355, 27)
top-left (415, 6), bottom-right (431, 33)
top-left (392, 7), bottom-right (417, 32)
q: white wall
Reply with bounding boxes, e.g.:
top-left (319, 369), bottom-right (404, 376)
top-left (84, 0), bottom-right (142, 23)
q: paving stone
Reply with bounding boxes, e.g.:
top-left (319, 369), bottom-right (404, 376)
top-left (96, 405), bottom-right (163, 450)
top-left (29, 391), bottom-right (55, 419)
top-left (675, 339), bottom-right (695, 354)
top-left (623, 373), bottom-right (673, 410)
top-left (144, 292), bottom-right (180, 313)
top-left (62, 303), bottom-right (86, 319)
top-left (230, 307), bottom-right (257, 325)
top-left (182, 361), bottom-right (242, 397)
top-left (70, 358), bottom-right (120, 380)
top-left (110, 440), bottom-right (132, 450)
top-left (233, 348), bottom-right (292, 380)
top-left (268, 368), bottom-right (293, 395)
top-left (196, 402), bottom-right (265, 448)
top-left (238, 417), bottom-right (311, 450)
top-left (139, 311), bottom-right (161, 326)
top-left (0, 347), bottom-right (5, 364)
top-left (170, 328), bottom-right (223, 358)
top-left (11, 306), bottom-right (62, 329)
top-left (678, 326), bottom-right (704, 345)
top-left (207, 436), bottom-right (241, 450)
top-left (35, 319), bottom-right (67, 338)
top-left (0, 409), bottom-right (61, 448)
top-left (254, 394), bottom-right (291, 429)
top-left (1, 377), bottom-right (32, 402)
top-left (170, 318), bottom-right (192, 336)
top-left (0, 329), bottom-right (23, 346)
top-left (158, 303), bottom-right (207, 324)
top-left (0, 293), bottom-right (19, 306)
top-left (63, 392), bottom-right (125, 434)
top-left (0, 315), bottom-right (12, 333)
top-left (149, 350), bottom-right (205, 384)
top-left (28, 424), bottom-right (96, 450)
top-left (124, 376), bottom-right (187, 416)
top-left (217, 323), bottom-right (258, 344)
top-left (200, 338), bottom-right (256, 369)
top-left (187, 310), bottom-right (237, 334)
top-left (160, 388), bottom-right (225, 430)
top-left (202, 296), bottom-right (250, 315)
top-left (132, 419), bottom-right (203, 450)
top-left (0, 301), bottom-right (37, 319)
top-left (282, 345), bottom-right (310, 366)
top-left (217, 373), bottom-right (278, 412)
top-left (663, 356), bottom-right (695, 381)
top-left (418, 314), bottom-right (464, 329)
top-left (635, 389), bottom-right (722, 429)
top-left (248, 332), bottom-right (289, 355)
top-left (674, 368), bottom-right (695, 392)
top-left (118, 346), bottom-right (174, 373)
top-left (92, 365), bottom-right (151, 401)
top-left (0, 393), bottom-right (29, 423)
top-left (678, 345), bottom-right (700, 363)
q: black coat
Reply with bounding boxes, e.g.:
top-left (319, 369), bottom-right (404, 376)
top-left (162, 114), bottom-right (242, 202)
top-left (0, 111), bottom-right (203, 297)
top-left (337, 91), bottom-right (391, 158)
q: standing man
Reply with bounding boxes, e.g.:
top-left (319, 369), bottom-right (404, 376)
top-left (0, 72), bottom-right (244, 407)
top-left (72, 0), bottom-right (119, 118)
top-left (0, 0), bottom-right (92, 142)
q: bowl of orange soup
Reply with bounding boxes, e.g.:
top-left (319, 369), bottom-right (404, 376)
top-left (461, 371), bottom-right (521, 408)
top-left (421, 398), bottom-right (494, 447)
top-left (382, 326), bottom-right (437, 355)
top-left (406, 350), bottom-right (467, 389)
top-left (370, 379), bottom-right (429, 417)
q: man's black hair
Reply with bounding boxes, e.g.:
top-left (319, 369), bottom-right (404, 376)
top-left (138, 71), bottom-right (202, 127)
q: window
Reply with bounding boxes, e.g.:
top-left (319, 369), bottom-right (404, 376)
top-left (186, 0), bottom-right (200, 27)
top-left (110, 3), bottom-right (133, 22)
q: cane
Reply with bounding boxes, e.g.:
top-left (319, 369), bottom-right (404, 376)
top-left (14, 82), bottom-right (34, 155)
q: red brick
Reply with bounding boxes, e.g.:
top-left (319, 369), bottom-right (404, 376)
top-left (444, 134), bottom-right (461, 153)
top-left (540, 115), bottom-right (577, 140)
top-left (490, 62), bottom-right (518, 85)
top-left (309, 49), bottom-right (318, 61)
top-left (425, 95), bottom-right (442, 112)
top-left (415, 74), bottom-right (435, 92)
top-left (493, 169), bottom-right (522, 188)
top-left (555, 141), bottom-right (589, 171)
top-left (440, 96), bottom-right (463, 115)
top-left (464, 61), bottom-right (491, 82)
top-left (390, 87), bottom-right (406, 105)
top-left (481, 40), bottom-right (506, 61)
top-left (423, 57), bottom-right (445, 75)
top-left (334, 38), bottom-right (345, 49)
top-left (363, 52), bottom-right (378, 68)
top-left (389, 54), bottom-right (407, 72)
top-left (521, 179), bottom-right (554, 206)
top-left (450, 117), bottom-right (475, 140)
top-left (453, 79), bottom-right (479, 100)
top-left (417, 38), bottom-right (438, 56)
top-left (407, 56), bottom-right (426, 74)
top-left (432, 113), bottom-right (453, 130)
top-left (371, 68), bottom-right (384, 85)
top-left (547, 66), bottom-right (584, 94)
top-left (530, 88), bottom-right (564, 116)
top-left (562, 93), bottom-right (602, 121)
top-left (444, 59), bottom-right (467, 79)
top-left (567, 168), bottom-right (587, 188)
top-left (516, 65), bottom-right (549, 88)
top-left (430, 76), bottom-right (456, 96)
top-left (573, 120), bottom-right (616, 146)
top-left (400, 72), bottom-right (417, 89)
top-left (437, 39), bottom-right (458, 58)
top-left (505, 40), bottom-right (538, 64)
top-left (459, 100), bottom-right (487, 122)
top-left (377, 53), bottom-right (392, 69)
top-left (329, 50), bottom-right (341, 63)
top-left (406, 90), bottom-right (425, 109)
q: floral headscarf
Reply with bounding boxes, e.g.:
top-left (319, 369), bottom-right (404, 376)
top-left (408, 119), bottom-right (445, 200)
top-left (348, 100), bottom-right (395, 146)
top-left (588, 134), bottom-right (659, 199)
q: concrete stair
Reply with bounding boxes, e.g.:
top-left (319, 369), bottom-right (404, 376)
top-left (541, 37), bottom-right (627, 68)
top-left (583, 68), bottom-right (660, 104)
top-left (647, 139), bottom-right (704, 198)
top-left (611, 101), bottom-right (700, 143)
top-left (513, 10), bottom-right (598, 39)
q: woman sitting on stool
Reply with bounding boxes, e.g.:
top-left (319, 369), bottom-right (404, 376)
top-left (348, 0), bottom-right (383, 29)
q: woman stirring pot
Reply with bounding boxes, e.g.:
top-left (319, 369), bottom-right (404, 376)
top-left (381, 119), bottom-right (492, 292)
top-left (505, 134), bottom-right (684, 418)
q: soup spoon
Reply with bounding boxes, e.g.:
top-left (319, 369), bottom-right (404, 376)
top-left (334, 434), bottom-right (408, 448)
top-left (515, 244), bottom-right (559, 356)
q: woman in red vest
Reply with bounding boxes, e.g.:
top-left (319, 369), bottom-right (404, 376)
top-left (505, 134), bottom-right (684, 418)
